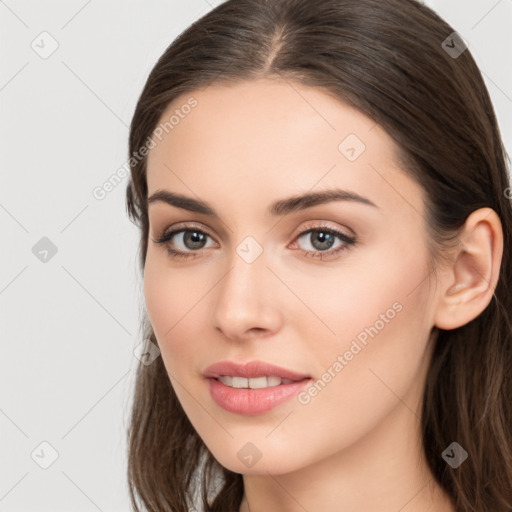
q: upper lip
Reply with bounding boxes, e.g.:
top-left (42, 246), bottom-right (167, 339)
top-left (204, 360), bottom-right (311, 381)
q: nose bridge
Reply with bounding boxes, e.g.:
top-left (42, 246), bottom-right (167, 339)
top-left (211, 237), bottom-right (281, 339)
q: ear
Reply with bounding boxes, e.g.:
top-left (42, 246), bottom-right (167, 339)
top-left (434, 207), bottom-right (504, 330)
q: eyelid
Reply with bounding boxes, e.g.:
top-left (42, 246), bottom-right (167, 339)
top-left (291, 220), bottom-right (355, 241)
top-left (152, 221), bottom-right (217, 243)
top-left (154, 219), bottom-right (353, 241)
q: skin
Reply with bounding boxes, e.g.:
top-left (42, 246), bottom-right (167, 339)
top-left (143, 78), bottom-right (503, 512)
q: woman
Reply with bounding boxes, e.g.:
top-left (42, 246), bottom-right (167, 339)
top-left (125, 0), bottom-right (512, 510)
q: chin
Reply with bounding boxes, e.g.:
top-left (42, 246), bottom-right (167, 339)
top-left (204, 439), bottom-right (312, 476)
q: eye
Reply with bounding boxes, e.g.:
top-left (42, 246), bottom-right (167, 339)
top-left (291, 222), bottom-right (356, 260)
top-left (152, 225), bottom-right (217, 260)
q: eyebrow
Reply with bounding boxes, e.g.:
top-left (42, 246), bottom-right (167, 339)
top-left (147, 188), bottom-right (378, 217)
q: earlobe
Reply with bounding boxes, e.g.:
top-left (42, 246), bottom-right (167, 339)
top-left (434, 207), bottom-right (503, 330)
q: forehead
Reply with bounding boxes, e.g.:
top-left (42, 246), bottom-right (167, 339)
top-left (146, 78), bottom-right (424, 221)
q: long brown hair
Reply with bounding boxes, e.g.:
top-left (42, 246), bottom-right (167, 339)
top-left (125, 0), bottom-right (512, 510)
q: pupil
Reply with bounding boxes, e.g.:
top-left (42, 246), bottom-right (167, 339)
top-left (186, 231), bottom-right (205, 249)
top-left (312, 231), bottom-right (334, 251)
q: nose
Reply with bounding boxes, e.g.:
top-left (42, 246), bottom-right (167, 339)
top-left (211, 246), bottom-right (283, 343)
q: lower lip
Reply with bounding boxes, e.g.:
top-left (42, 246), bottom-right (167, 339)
top-left (207, 378), bottom-right (310, 415)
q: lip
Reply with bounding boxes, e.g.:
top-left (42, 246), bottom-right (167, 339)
top-left (204, 360), bottom-right (310, 381)
top-left (204, 360), bottom-right (311, 415)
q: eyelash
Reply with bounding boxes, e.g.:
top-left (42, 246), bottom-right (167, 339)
top-left (152, 222), bottom-right (357, 261)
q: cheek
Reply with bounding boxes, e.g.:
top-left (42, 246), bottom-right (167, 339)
top-left (286, 234), bottom-right (430, 360)
top-left (296, 239), bottom-right (432, 398)
top-left (143, 251), bottom-right (211, 374)
top-left (298, 250), bottom-right (432, 427)
top-left (143, 256), bottom-right (172, 336)
top-left (143, 254), bottom-right (186, 353)
top-left (144, 247), bottom-right (199, 329)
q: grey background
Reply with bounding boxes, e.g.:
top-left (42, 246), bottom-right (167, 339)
top-left (1, 0), bottom-right (511, 510)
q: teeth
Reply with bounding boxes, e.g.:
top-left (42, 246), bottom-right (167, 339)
top-left (267, 376), bottom-right (282, 386)
top-left (232, 376), bottom-right (248, 388)
top-left (218, 376), bottom-right (233, 386)
top-left (218, 375), bottom-right (294, 389)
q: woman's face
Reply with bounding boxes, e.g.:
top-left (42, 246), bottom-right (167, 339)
top-left (144, 78), bottom-right (440, 475)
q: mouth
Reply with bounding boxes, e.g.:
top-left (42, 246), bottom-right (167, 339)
top-left (204, 360), bottom-right (311, 415)
top-left (204, 360), bottom-right (310, 381)
top-left (217, 375), bottom-right (295, 388)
